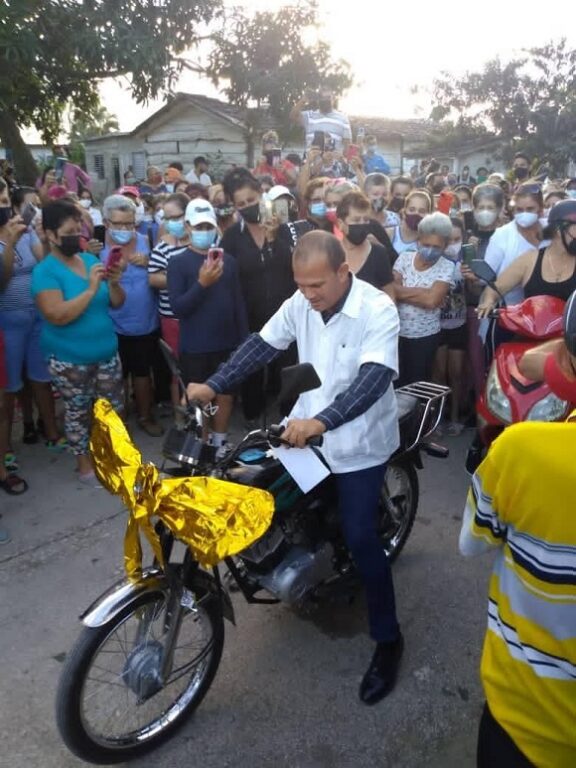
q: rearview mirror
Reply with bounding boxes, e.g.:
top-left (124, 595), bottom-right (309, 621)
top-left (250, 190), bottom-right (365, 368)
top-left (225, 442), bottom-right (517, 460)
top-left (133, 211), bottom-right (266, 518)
top-left (470, 259), bottom-right (497, 285)
top-left (277, 363), bottom-right (322, 417)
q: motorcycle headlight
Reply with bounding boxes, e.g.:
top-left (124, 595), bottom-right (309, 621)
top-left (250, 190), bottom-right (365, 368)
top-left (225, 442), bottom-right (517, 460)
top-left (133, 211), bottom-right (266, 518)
top-left (526, 392), bottom-right (569, 422)
top-left (486, 364), bottom-right (512, 423)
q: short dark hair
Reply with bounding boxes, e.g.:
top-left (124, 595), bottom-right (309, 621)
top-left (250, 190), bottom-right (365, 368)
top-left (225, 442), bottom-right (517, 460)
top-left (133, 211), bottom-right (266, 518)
top-left (223, 167), bottom-right (261, 200)
top-left (10, 186), bottom-right (35, 208)
top-left (285, 152), bottom-right (302, 167)
top-left (390, 176), bottom-right (414, 194)
top-left (185, 183), bottom-right (209, 200)
top-left (168, 161), bottom-right (183, 172)
top-left (194, 156), bottom-right (208, 166)
top-left (42, 200), bottom-right (81, 233)
top-left (165, 192), bottom-right (190, 212)
top-left (513, 152), bottom-right (530, 164)
top-left (428, 160), bottom-right (441, 173)
top-left (336, 190), bottom-right (370, 220)
top-left (364, 173), bottom-right (389, 191)
top-left (293, 230), bottom-right (345, 272)
top-left (476, 166), bottom-right (488, 174)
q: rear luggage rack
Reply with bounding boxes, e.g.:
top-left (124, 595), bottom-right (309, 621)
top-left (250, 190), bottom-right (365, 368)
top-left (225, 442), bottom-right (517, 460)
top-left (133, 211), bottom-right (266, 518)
top-left (395, 382), bottom-right (451, 452)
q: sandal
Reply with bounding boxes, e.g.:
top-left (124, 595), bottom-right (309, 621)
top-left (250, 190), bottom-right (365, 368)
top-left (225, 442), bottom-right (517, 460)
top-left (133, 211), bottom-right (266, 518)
top-left (0, 473), bottom-right (28, 495)
top-left (45, 437), bottom-right (69, 452)
top-left (4, 452), bottom-right (19, 472)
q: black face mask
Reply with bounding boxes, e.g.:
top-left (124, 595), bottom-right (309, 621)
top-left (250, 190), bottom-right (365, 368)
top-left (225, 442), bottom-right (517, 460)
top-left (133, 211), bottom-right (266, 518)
top-left (0, 206), bottom-right (12, 227)
top-left (561, 228), bottom-right (576, 257)
top-left (514, 166), bottom-right (529, 180)
top-left (58, 234), bottom-right (81, 258)
top-left (388, 196), bottom-right (405, 213)
top-left (347, 223), bottom-right (371, 246)
top-left (319, 99), bottom-right (332, 113)
top-left (240, 202), bottom-right (261, 225)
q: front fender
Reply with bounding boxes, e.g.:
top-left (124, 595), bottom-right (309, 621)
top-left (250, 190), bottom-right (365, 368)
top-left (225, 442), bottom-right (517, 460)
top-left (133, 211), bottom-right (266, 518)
top-left (81, 568), bottom-right (169, 628)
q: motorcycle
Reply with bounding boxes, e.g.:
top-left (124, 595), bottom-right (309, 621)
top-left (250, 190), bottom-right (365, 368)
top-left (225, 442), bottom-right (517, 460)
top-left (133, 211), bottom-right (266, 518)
top-left (466, 259), bottom-right (572, 473)
top-left (56, 351), bottom-right (449, 764)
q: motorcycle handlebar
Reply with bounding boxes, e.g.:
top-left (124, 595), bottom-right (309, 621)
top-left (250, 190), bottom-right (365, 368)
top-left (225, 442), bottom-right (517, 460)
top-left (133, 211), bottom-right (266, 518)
top-left (268, 423), bottom-right (324, 448)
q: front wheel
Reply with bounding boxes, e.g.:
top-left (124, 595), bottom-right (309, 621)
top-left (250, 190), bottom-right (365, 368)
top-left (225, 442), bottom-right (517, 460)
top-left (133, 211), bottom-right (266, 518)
top-left (56, 572), bottom-right (224, 764)
top-left (379, 461), bottom-right (419, 563)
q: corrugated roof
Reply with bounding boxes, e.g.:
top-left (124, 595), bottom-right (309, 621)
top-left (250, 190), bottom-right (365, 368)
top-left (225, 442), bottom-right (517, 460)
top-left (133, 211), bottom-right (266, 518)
top-left (350, 116), bottom-right (439, 142)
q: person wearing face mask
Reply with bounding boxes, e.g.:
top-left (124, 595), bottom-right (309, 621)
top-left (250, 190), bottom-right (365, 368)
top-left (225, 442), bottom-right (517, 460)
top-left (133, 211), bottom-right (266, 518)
top-left (253, 131), bottom-right (298, 188)
top-left (148, 192), bottom-right (191, 414)
top-left (387, 176), bottom-right (414, 216)
top-left (290, 88), bottom-right (352, 153)
top-left (476, 167), bottom-right (489, 185)
top-left (459, 166), bottom-right (476, 186)
top-left (509, 152), bottom-right (531, 189)
top-left (101, 195), bottom-right (163, 437)
top-left (167, 199), bottom-right (248, 455)
top-left (477, 201), bottom-right (576, 321)
top-left (140, 166), bottom-right (168, 196)
top-left (426, 172), bottom-right (447, 200)
top-left (0, 179), bottom-right (68, 486)
top-left (31, 200), bottom-right (125, 485)
top-left (336, 191), bottom-right (395, 300)
top-left (220, 168), bottom-right (295, 425)
top-left (208, 184), bottom-right (237, 234)
top-left (363, 173), bottom-right (400, 229)
top-left (277, 178), bottom-right (331, 252)
top-left (433, 218), bottom-right (468, 435)
top-left (564, 178), bottom-right (576, 201)
top-left (362, 136), bottom-right (391, 175)
top-left (393, 212), bottom-right (456, 386)
top-left (78, 188), bottom-right (103, 227)
top-left (389, 190), bottom-right (433, 257)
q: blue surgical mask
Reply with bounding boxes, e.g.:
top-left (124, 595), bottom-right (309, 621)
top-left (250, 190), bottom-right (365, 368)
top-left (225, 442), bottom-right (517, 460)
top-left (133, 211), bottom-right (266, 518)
top-left (165, 219), bottom-right (186, 239)
top-left (514, 211), bottom-right (539, 229)
top-left (419, 245), bottom-right (444, 263)
top-left (191, 229), bottom-right (216, 251)
top-left (309, 202), bottom-right (327, 218)
top-left (567, 190), bottom-right (576, 200)
top-left (109, 229), bottom-right (133, 245)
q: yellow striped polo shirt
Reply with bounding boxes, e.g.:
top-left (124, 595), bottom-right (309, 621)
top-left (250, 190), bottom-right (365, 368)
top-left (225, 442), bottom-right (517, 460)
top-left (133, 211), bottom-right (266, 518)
top-left (460, 420), bottom-right (576, 767)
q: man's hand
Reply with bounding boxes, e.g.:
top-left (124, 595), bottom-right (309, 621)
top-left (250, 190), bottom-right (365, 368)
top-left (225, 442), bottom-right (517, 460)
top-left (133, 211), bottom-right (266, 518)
top-left (105, 262), bottom-right (123, 285)
top-left (198, 257), bottom-right (223, 288)
top-left (185, 382), bottom-right (216, 405)
top-left (281, 418), bottom-right (326, 448)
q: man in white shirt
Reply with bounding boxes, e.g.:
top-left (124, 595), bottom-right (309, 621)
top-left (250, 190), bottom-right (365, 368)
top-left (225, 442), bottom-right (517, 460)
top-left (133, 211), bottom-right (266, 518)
top-left (185, 156), bottom-right (212, 187)
top-left (290, 89), bottom-right (352, 153)
top-left (187, 230), bottom-right (404, 705)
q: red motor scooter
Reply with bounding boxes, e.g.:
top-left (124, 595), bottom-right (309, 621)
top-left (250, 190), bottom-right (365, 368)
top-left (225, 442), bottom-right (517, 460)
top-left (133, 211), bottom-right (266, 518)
top-left (466, 260), bottom-right (574, 473)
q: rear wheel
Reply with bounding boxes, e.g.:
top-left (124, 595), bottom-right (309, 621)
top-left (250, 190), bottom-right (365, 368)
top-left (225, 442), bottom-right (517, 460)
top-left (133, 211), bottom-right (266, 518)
top-left (56, 572), bottom-right (224, 764)
top-left (379, 461), bottom-right (419, 563)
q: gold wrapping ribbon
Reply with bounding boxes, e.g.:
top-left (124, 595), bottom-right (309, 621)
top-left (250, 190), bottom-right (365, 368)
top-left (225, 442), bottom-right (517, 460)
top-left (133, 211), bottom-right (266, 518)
top-left (90, 399), bottom-right (274, 580)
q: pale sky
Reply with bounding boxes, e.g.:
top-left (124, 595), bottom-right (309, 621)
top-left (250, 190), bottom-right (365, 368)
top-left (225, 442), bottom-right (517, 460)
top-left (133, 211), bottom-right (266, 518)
top-left (31, 0), bottom-right (576, 140)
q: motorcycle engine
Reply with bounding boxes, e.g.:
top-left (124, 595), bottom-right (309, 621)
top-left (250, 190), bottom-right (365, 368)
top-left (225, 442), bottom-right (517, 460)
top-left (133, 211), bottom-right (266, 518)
top-left (239, 517), bottom-right (336, 604)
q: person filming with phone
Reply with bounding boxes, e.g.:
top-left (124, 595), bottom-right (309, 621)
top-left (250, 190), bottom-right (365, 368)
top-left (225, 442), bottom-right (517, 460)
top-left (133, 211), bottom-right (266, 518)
top-left (31, 200), bottom-right (125, 486)
top-left (167, 199), bottom-right (248, 458)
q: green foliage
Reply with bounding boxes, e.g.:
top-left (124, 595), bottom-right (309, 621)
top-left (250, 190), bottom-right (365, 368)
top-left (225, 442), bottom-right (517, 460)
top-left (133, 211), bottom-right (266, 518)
top-left (205, 0), bottom-right (352, 140)
top-left (0, 0), bottom-right (220, 146)
top-left (431, 39), bottom-right (576, 174)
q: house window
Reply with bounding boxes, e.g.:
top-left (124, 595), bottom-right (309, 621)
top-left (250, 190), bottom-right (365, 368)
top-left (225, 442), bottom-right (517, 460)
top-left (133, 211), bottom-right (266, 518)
top-left (93, 154), bottom-right (105, 179)
top-left (131, 152), bottom-right (146, 181)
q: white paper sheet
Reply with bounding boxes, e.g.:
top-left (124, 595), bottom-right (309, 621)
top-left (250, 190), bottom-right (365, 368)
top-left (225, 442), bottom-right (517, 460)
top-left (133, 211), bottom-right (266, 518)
top-left (272, 445), bottom-right (331, 494)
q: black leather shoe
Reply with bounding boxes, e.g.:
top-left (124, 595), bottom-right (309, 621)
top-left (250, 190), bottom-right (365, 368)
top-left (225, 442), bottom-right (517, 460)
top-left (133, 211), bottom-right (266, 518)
top-left (359, 633), bottom-right (404, 705)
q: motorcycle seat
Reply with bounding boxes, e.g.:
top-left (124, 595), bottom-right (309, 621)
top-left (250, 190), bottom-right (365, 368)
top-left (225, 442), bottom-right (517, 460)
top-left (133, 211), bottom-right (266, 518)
top-left (396, 392), bottom-right (419, 423)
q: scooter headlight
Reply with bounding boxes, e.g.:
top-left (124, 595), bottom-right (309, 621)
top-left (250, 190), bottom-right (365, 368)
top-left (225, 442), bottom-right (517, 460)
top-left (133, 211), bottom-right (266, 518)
top-left (486, 364), bottom-right (512, 423)
top-left (526, 392), bottom-right (569, 422)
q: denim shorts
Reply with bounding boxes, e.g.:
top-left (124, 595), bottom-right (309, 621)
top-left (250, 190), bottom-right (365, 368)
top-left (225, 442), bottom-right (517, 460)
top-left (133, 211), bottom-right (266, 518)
top-left (0, 309), bottom-right (51, 392)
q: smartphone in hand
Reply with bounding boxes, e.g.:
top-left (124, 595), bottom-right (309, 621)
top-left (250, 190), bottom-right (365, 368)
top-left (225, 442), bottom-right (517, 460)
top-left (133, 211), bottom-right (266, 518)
top-left (93, 225), bottom-right (106, 245)
top-left (207, 247), bottom-right (224, 264)
top-left (20, 202), bottom-right (36, 226)
top-left (105, 246), bottom-right (123, 273)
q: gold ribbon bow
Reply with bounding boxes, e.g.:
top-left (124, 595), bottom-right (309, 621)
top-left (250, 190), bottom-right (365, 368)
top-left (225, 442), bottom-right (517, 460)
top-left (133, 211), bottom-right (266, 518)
top-left (90, 399), bottom-right (275, 581)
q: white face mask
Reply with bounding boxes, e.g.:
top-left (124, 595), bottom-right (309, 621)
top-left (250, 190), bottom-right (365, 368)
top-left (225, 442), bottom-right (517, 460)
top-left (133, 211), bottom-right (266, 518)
top-left (515, 211), bottom-right (539, 229)
top-left (474, 209), bottom-right (498, 228)
top-left (134, 202), bottom-right (145, 226)
top-left (79, 199), bottom-right (92, 209)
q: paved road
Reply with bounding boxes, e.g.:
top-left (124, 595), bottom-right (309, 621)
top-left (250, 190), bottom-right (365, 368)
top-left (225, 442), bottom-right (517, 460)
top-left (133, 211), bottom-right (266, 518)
top-left (0, 417), bottom-right (492, 768)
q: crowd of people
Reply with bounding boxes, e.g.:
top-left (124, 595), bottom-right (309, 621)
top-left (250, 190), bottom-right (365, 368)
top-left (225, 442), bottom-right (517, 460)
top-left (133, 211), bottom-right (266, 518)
top-left (1, 88), bottom-right (576, 763)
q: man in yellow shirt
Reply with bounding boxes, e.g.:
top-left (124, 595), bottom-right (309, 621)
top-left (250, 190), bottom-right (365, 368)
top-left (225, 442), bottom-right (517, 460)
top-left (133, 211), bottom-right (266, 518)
top-left (460, 420), bottom-right (576, 767)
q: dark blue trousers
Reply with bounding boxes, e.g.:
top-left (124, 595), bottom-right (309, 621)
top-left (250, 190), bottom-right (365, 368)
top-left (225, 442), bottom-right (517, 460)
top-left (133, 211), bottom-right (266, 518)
top-left (335, 463), bottom-right (400, 643)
